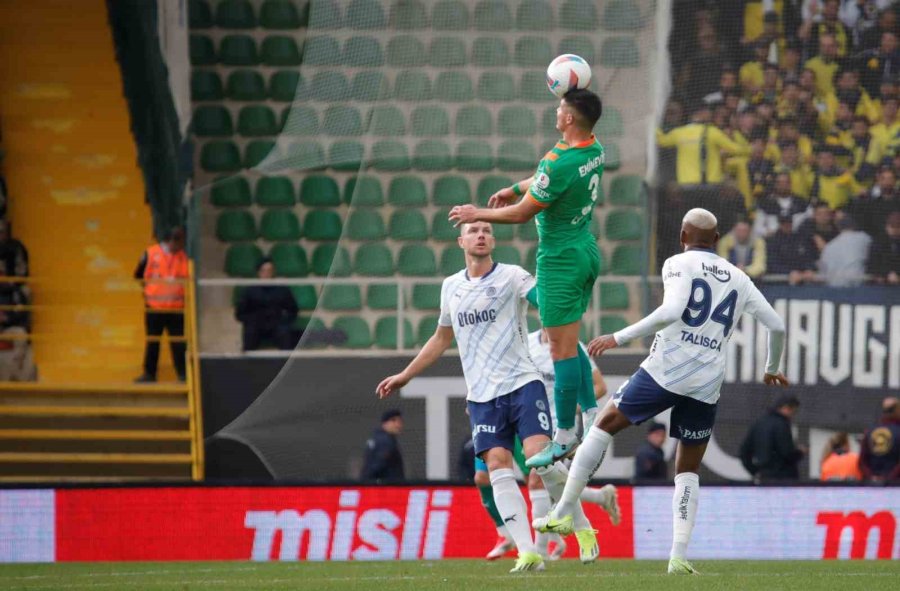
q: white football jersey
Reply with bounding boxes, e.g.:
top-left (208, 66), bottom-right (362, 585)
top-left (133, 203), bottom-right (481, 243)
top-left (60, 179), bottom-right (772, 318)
top-left (614, 248), bottom-right (785, 404)
top-left (527, 331), bottom-right (595, 428)
top-left (439, 263), bottom-right (542, 403)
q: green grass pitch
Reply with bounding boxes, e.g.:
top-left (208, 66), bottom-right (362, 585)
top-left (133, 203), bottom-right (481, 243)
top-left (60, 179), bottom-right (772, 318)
top-left (1, 560), bottom-right (897, 591)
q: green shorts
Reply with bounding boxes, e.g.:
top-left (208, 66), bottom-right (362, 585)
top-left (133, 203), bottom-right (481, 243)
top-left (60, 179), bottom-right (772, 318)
top-left (535, 240), bottom-right (601, 328)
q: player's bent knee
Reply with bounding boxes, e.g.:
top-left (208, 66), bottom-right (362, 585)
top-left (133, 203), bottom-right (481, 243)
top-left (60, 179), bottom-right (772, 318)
top-left (484, 448), bottom-right (513, 472)
top-left (597, 405), bottom-right (632, 434)
top-left (521, 433), bottom-right (550, 458)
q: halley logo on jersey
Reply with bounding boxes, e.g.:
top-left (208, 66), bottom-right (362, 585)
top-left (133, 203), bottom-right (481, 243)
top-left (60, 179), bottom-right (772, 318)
top-left (701, 263), bottom-right (731, 283)
top-left (457, 308), bottom-right (497, 327)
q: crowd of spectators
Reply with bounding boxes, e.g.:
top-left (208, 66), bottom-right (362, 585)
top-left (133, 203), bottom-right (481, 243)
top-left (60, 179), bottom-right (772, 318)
top-left (0, 192), bottom-right (35, 381)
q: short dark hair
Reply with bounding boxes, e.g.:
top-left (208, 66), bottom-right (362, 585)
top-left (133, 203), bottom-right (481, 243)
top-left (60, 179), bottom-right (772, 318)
top-left (774, 394), bottom-right (800, 409)
top-left (381, 409), bottom-right (402, 422)
top-left (563, 88), bottom-right (603, 129)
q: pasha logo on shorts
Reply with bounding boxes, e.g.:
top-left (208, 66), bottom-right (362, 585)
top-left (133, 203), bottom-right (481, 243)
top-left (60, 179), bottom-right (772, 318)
top-left (535, 173), bottom-right (550, 189)
top-left (677, 425), bottom-right (711, 440)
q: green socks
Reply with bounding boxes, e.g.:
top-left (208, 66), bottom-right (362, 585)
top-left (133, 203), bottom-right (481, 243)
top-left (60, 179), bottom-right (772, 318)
top-left (478, 485), bottom-right (504, 527)
top-left (553, 356), bottom-right (581, 431)
top-left (577, 345), bottom-right (598, 413)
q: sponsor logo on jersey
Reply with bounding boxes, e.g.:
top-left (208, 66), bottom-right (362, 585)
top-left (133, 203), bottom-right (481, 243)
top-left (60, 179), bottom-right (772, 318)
top-left (680, 330), bottom-right (723, 351)
top-left (485, 286), bottom-right (496, 297)
top-left (701, 262), bottom-right (731, 283)
top-left (457, 308), bottom-right (497, 327)
top-left (578, 154), bottom-right (604, 177)
top-left (535, 172), bottom-right (550, 189)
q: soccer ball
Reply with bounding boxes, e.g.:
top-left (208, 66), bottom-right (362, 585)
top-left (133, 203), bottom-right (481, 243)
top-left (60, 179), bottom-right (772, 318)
top-left (546, 54), bottom-right (592, 98)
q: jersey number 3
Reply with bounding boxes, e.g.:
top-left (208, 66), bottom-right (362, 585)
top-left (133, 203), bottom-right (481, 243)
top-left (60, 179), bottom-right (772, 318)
top-left (681, 279), bottom-right (738, 336)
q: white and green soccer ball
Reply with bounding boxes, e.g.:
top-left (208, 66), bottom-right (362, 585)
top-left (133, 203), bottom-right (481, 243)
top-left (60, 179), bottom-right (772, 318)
top-left (546, 54), bottom-right (592, 98)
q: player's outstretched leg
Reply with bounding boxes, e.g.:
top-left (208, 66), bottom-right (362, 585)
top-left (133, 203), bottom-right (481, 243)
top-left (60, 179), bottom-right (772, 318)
top-left (534, 463), bottom-right (598, 563)
top-left (528, 486), bottom-right (552, 559)
top-left (576, 345), bottom-right (599, 427)
top-left (580, 484), bottom-right (621, 526)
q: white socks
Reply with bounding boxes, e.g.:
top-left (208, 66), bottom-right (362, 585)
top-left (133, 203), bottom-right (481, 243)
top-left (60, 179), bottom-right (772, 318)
top-left (553, 426), bottom-right (612, 517)
top-left (579, 485), bottom-right (611, 506)
top-left (528, 489), bottom-right (551, 556)
top-left (535, 463), bottom-right (591, 531)
top-left (490, 468), bottom-right (534, 554)
top-left (554, 426), bottom-right (577, 445)
top-left (671, 472), bottom-right (700, 561)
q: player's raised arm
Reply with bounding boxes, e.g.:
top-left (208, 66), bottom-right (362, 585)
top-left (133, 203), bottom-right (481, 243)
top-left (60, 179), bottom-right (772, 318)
top-left (744, 284), bottom-right (789, 386)
top-left (449, 195), bottom-right (545, 227)
top-left (376, 324), bottom-right (455, 398)
top-left (488, 176), bottom-right (534, 209)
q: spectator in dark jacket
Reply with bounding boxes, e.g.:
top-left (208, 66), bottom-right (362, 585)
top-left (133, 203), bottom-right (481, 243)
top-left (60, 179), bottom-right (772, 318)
top-left (235, 258), bottom-right (299, 351)
top-left (858, 397), bottom-right (900, 482)
top-left (868, 211), bottom-right (900, 283)
top-left (766, 214), bottom-right (819, 283)
top-left (634, 422), bottom-right (668, 481)
top-left (361, 409), bottom-right (405, 482)
top-left (740, 394), bottom-right (806, 481)
top-left (0, 220), bottom-right (29, 278)
top-left (0, 266), bottom-right (36, 381)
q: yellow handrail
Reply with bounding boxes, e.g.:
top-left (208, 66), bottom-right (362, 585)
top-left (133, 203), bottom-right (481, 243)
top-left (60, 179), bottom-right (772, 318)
top-left (186, 261), bottom-right (205, 481)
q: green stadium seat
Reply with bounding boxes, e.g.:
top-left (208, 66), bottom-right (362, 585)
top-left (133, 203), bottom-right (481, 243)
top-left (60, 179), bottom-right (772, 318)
top-left (237, 105), bottom-right (279, 136)
top-left (432, 0), bottom-right (468, 30)
top-left (201, 141), bottom-right (241, 172)
top-left (412, 284), bottom-right (441, 310)
top-left (610, 244), bottom-right (643, 275)
top-left (516, 0), bottom-right (554, 30)
top-left (281, 106), bottom-right (318, 136)
top-left (321, 285), bottom-right (362, 310)
top-left (413, 140), bottom-right (453, 171)
top-left (311, 243), bottom-right (351, 276)
top-left (368, 106), bottom-right (406, 135)
top-left (560, 0), bottom-right (598, 31)
top-left (284, 141), bottom-right (326, 171)
top-left (243, 140), bottom-right (280, 168)
top-left (601, 37), bottom-right (640, 68)
top-left (514, 37), bottom-right (553, 67)
top-left (493, 245), bottom-right (521, 266)
top-left (433, 175), bottom-right (471, 206)
top-left (417, 315), bottom-right (440, 345)
top-left (300, 175), bottom-right (340, 207)
top-left (354, 243), bottom-right (394, 276)
top-left (256, 176), bottom-right (295, 206)
top-left (216, 210), bottom-right (257, 242)
top-left (559, 36), bottom-right (596, 64)
top-left (329, 140), bottom-right (365, 172)
top-left (367, 284), bottom-right (399, 309)
top-left (211, 176), bottom-right (252, 207)
top-left (477, 72), bottom-right (516, 102)
top-left (520, 70), bottom-right (551, 102)
top-left (600, 315), bottom-right (629, 334)
top-left (310, 71), bottom-right (350, 101)
top-left (472, 37), bottom-right (510, 67)
top-left (456, 140), bottom-right (494, 171)
top-left (225, 244), bottom-right (264, 277)
top-left (322, 105), bottom-right (363, 136)
top-left (604, 143), bottom-right (621, 171)
top-left (309, 0), bottom-right (342, 28)
top-left (455, 105), bottom-right (492, 137)
top-left (394, 70), bottom-right (432, 101)
top-left (440, 246), bottom-right (465, 275)
top-left (389, 210), bottom-right (428, 241)
top-left (260, 0), bottom-right (305, 29)
top-left (604, 0), bottom-right (643, 30)
top-left (333, 316), bottom-right (372, 348)
top-left (600, 282), bottom-right (630, 309)
top-left (434, 71), bottom-right (474, 102)
top-left (388, 176), bottom-right (427, 206)
top-left (524, 246), bottom-right (537, 274)
top-left (351, 71), bottom-right (390, 101)
top-left (190, 35), bottom-right (217, 65)
top-left (390, 0), bottom-right (428, 29)
top-left (519, 221), bottom-right (538, 241)
top-left (347, 0), bottom-right (386, 29)
top-left (269, 71), bottom-right (304, 102)
top-left (346, 210), bottom-right (386, 241)
top-left (189, 0), bottom-right (213, 28)
top-left (219, 35), bottom-right (258, 65)
top-left (605, 210), bottom-right (644, 241)
top-left (397, 244), bottom-right (437, 279)
top-left (371, 141), bottom-right (410, 171)
top-left (541, 106), bottom-right (559, 136)
top-left (609, 175), bottom-right (643, 205)
top-left (497, 141), bottom-right (537, 171)
top-left (260, 208), bottom-right (302, 241)
top-left (289, 287), bottom-right (317, 312)
top-left (191, 71), bottom-right (223, 101)
top-left (304, 36), bottom-right (341, 66)
top-left (499, 106), bottom-right (537, 136)
top-left (375, 316), bottom-right (414, 349)
top-left (476, 175), bottom-right (512, 205)
top-left (215, 0), bottom-right (256, 28)
top-left (261, 36), bottom-right (302, 66)
top-left (431, 211), bottom-right (458, 242)
top-left (596, 106), bottom-right (624, 137)
top-left (474, 0), bottom-right (512, 31)
top-left (492, 224), bottom-right (514, 241)
top-left (226, 70), bottom-right (266, 101)
top-left (411, 105), bottom-right (450, 136)
top-left (304, 210), bottom-right (343, 241)
top-left (193, 106), bottom-right (233, 137)
top-left (430, 37), bottom-right (467, 67)
top-left (297, 315), bottom-right (325, 334)
top-left (344, 176), bottom-right (383, 206)
top-left (344, 36), bottom-right (385, 67)
top-left (387, 36), bottom-right (427, 67)
top-left (269, 243), bottom-right (308, 277)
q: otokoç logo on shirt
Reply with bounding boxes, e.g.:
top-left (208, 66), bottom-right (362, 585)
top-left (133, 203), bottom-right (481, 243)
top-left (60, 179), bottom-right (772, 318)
top-left (458, 308), bottom-right (497, 327)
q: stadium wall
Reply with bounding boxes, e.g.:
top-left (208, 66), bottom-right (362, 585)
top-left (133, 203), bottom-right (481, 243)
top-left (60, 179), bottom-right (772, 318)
top-left (1, 486), bottom-right (896, 562)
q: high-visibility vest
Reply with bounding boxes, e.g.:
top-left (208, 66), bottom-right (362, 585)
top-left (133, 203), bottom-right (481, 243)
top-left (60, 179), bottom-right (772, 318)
top-left (143, 244), bottom-right (188, 310)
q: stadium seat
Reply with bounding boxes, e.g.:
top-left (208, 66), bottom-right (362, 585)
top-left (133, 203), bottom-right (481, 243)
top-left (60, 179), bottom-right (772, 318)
top-left (211, 176), bottom-right (252, 207)
top-left (493, 245), bottom-right (521, 266)
top-left (300, 175), bottom-right (340, 207)
top-left (237, 105), bottom-right (279, 136)
top-left (434, 71), bottom-right (474, 102)
top-left (492, 224), bottom-right (514, 240)
top-left (303, 36), bottom-right (341, 66)
top-left (368, 105), bottom-right (406, 135)
top-left (540, 106), bottom-right (559, 136)
top-left (354, 243), bottom-right (394, 276)
top-left (284, 141), bottom-right (326, 171)
top-left (476, 175), bottom-right (513, 206)
top-left (393, 70), bottom-right (432, 101)
top-left (192, 71), bottom-right (223, 101)
top-left (269, 71), bottom-right (304, 102)
top-left (226, 70), bottom-right (266, 101)
top-left (215, 0), bottom-right (256, 28)
top-left (347, 0), bottom-right (386, 29)
top-left (596, 106), bottom-right (624, 137)
top-left (411, 106), bottom-right (450, 137)
top-left (524, 246), bottom-right (537, 273)
top-left (412, 284), bottom-right (441, 309)
top-left (375, 316), bottom-right (415, 349)
top-left (390, 0), bottom-right (428, 29)
top-left (413, 140), bottom-right (453, 171)
top-left (560, 0), bottom-right (598, 31)
top-left (259, 0), bottom-right (305, 29)
top-left (309, 0), bottom-right (342, 28)
top-left (559, 36), bottom-right (596, 64)
top-left (219, 35), bottom-right (258, 65)
top-left (344, 36), bottom-right (385, 67)
top-left (243, 140), bottom-right (280, 168)
top-left (189, 0), bottom-right (213, 28)
top-left (367, 284), bottom-right (399, 309)
top-left (331, 139), bottom-right (365, 171)
top-left (497, 141), bottom-right (537, 171)
top-left (346, 210), bottom-right (386, 241)
top-left (261, 36), bottom-right (302, 66)
top-left (311, 244), bottom-right (352, 276)
top-left (256, 176), bottom-right (295, 206)
top-left (323, 105), bottom-right (363, 136)
top-left (344, 176), bottom-right (384, 206)
top-left (431, 211), bottom-right (458, 242)
top-left (516, 0), bottom-right (554, 30)
top-left (605, 210), bottom-right (644, 241)
top-left (604, 143), bottom-right (622, 171)
top-left (499, 106), bottom-right (537, 136)
top-left (477, 72), bottom-right (516, 102)
top-left (371, 140), bottom-right (410, 171)
top-left (417, 315), bottom-right (440, 345)
top-left (520, 71), bottom-right (550, 102)
top-left (291, 286), bottom-right (318, 311)
top-left (190, 35), bottom-right (217, 65)
top-left (193, 106), bottom-right (233, 137)
top-left (456, 141), bottom-right (494, 171)
top-left (298, 315), bottom-right (325, 335)
top-left (397, 244), bottom-right (437, 276)
top-left (388, 176), bottom-right (427, 206)
top-left (225, 243), bottom-right (264, 277)
top-left (333, 316), bottom-right (372, 348)
top-left (201, 141), bottom-right (241, 172)
top-left (600, 282), bottom-right (630, 310)
top-left (351, 71), bottom-right (390, 101)
top-left (304, 210), bottom-right (343, 241)
top-left (260, 208), bottom-right (302, 241)
top-left (514, 37), bottom-right (553, 67)
top-left (389, 210), bottom-right (428, 241)
top-left (601, 37), bottom-right (640, 68)
top-left (430, 37), bottom-right (467, 67)
top-left (216, 210), bottom-right (257, 242)
top-left (321, 285), bottom-right (362, 310)
top-left (269, 243), bottom-right (308, 277)
top-left (600, 315), bottom-right (629, 334)
top-left (281, 106), bottom-right (318, 136)
top-left (474, 0), bottom-right (512, 31)
top-left (309, 71), bottom-right (350, 102)
top-left (455, 106), bottom-right (492, 137)
top-left (609, 175), bottom-right (644, 205)
top-left (432, 0), bottom-right (468, 30)
top-left (472, 37), bottom-right (510, 67)
top-left (439, 247), bottom-right (465, 275)
top-left (603, 0), bottom-right (643, 30)
top-left (387, 36), bottom-right (427, 67)
top-left (433, 175), bottom-right (471, 206)
top-left (519, 221), bottom-right (538, 241)
top-left (610, 244), bottom-right (643, 275)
